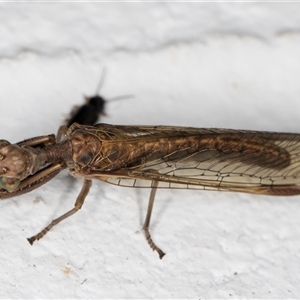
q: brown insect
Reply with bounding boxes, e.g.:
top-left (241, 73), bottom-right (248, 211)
top-left (1, 123), bottom-right (300, 259)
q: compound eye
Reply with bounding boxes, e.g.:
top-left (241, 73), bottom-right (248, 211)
top-left (0, 140), bottom-right (10, 150)
top-left (0, 177), bottom-right (21, 191)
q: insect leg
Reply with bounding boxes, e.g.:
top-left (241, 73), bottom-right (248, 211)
top-left (27, 179), bottom-right (92, 244)
top-left (17, 134), bottom-right (56, 148)
top-left (142, 181), bottom-right (166, 259)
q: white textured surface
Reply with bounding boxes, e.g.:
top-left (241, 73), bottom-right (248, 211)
top-left (1, 3), bottom-right (300, 298)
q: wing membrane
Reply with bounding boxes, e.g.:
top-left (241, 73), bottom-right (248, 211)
top-left (79, 125), bottom-right (300, 196)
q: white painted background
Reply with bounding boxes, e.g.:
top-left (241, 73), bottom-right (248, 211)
top-left (0, 2), bottom-right (300, 298)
